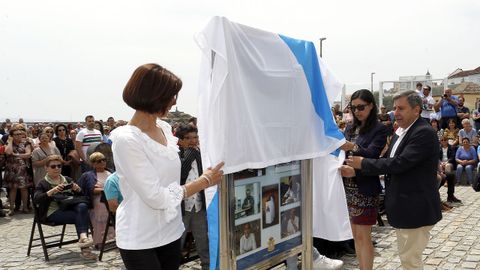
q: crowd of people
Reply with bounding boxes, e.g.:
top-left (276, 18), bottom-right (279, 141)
top-left (1, 66), bottom-right (478, 270)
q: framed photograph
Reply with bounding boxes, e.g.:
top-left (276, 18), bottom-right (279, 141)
top-left (233, 168), bottom-right (267, 180)
top-left (281, 207), bottom-right (301, 238)
top-left (280, 174), bottom-right (301, 206)
top-left (234, 220), bottom-right (261, 256)
top-left (234, 182), bottom-right (261, 220)
top-left (262, 184), bottom-right (279, 229)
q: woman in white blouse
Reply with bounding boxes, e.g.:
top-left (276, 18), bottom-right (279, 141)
top-left (110, 63), bottom-right (224, 270)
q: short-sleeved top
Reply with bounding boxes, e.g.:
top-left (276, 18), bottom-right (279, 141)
top-left (75, 128), bottom-right (102, 160)
top-left (31, 146), bottom-right (61, 186)
top-left (440, 96), bottom-right (459, 118)
top-left (110, 120), bottom-right (184, 250)
top-left (455, 146), bottom-right (478, 161)
top-left (104, 172), bottom-right (123, 204)
top-left (459, 128), bottom-right (477, 144)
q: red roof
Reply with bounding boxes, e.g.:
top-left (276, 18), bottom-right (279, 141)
top-left (448, 66), bottom-right (480, 79)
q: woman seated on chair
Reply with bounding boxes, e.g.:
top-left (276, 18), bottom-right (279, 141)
top-left (77, 152), bottom-right (114, 249)
top-left (33, 155), bottom-right (97, 260)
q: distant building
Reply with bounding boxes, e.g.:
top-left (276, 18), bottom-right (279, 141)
top-left (447, 66), bottom-right (480, 85)
top-left (393, 70), bottom-right (433, 92)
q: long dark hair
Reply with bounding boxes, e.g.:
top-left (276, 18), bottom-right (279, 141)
top-left (349, 89), bottom-right (379, 136)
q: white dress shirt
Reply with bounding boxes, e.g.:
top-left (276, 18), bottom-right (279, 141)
top-left (110, 120), bottom-right (184, 250)
top-left (240, 233), bottom-right (257, 254)
top-left (390, 120), bottom-right (417, 158)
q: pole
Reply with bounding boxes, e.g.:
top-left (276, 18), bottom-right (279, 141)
top-left (370, 72), bottom-right (375, 92)
top-left (319, 37), bottom-right (326, 58)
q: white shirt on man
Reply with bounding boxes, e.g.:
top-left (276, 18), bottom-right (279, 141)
top-left (239, 233), bottom-right (257, 254)
top-left (184, 160), bottom-right (202, 212)
top-left (110, 120), bottom-right (184, 250)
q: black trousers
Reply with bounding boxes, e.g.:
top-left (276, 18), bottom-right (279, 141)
top-left (119, 238), bottom-right (182, 270)
top-left (440, 172), bottom-right (455, 197)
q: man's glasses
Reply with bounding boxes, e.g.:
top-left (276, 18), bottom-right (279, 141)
top-left (350, 104), bottom-right (369, 112)
top-left (49, 164), bottom-right (62, 169)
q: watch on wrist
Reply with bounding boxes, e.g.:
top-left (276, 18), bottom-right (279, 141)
top-left (352, 144), bottom-right (359, 152)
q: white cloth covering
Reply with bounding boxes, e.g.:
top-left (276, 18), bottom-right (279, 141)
top-left (312, 152), bottom-right (353, 241)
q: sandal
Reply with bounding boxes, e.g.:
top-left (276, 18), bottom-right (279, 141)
top-left (80, 247), bottom-right (98, 260)
top-left (78, 237), bottom-right (94, 248)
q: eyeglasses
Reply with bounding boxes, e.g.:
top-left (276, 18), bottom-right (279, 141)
top-left (45, 131), bottom-right (53, 133)
top-left (95, 159), bottom-right (106, 163)
top-left (350, 104), bottom-right (369, 112)
top-left (13, 133), bottom-right (23, 136)
top-left (49, 164), bottom-right (62, 169)
top-left (58, 129), bottom-right (66, 132)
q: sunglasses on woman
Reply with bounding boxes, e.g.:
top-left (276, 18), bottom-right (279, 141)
top-left (350, 104), bottom-right (369, 112)
top-left (49, 164), bottom-right (63, 169)
top-left (95, 158), bottom-right (106, 163)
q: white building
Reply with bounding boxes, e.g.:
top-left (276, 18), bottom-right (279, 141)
top-left (393, 71), bottom-right (433, 92)
top-left (447, 66), bottom-right (480, 85)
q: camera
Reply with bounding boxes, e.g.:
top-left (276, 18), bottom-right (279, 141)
top-left (443, 94), bottom-right (448, 98)
top-left (63, 183), bottom-right (73, 190)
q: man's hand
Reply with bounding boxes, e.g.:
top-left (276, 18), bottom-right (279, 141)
top-left (345, 156), bottom-right (364, 169)
top-left (339, 165), bottom-right (356, 177)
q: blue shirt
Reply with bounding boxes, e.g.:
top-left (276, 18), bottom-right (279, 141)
top-left (104, 172), bottom-right (123, 204)
top-left (456, 146), bottom-right (478, 161)
top-left (440, 96), bottom-right (459, 117)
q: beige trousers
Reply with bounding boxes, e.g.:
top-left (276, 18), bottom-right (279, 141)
top-left (395, 225), bottom-right (434, 270)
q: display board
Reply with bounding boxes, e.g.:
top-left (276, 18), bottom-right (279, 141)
top-left (219, 160), bottom-right (313, 270)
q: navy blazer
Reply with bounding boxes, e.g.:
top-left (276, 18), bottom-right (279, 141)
top-left (361, 117), bottom-right (442, 229)
top-left (345, 121), bottom-right (387, 196)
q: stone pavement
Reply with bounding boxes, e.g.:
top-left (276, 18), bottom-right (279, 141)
top-left (0, 186), bottom-right (479, 269)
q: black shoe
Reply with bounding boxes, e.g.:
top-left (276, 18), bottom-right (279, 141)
top-left (447, 196), bottom-right (462, 203)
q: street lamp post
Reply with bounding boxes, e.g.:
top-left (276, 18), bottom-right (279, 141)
top-left (370, 72), bottom-right (375, 92)
top-left (319, 37), bottom-right (326, 58)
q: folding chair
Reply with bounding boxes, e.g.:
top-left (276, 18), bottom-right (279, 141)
top-left (27, 195), bottom-right (79, 261)
top-left (98, 191), bottom-right (116, 261)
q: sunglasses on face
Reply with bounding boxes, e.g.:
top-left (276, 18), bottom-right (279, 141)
top-left (58, 129), bottom-right (66, 132)
top-left (350, 104), bottom-right (369, 112)
top-left (49, 164), bottom-right (62, 169)
top-left (95, 159), bottom-right (106, 163)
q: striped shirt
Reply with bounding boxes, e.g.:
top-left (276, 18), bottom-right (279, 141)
top-left (76, 128), bottom-right (102, 160)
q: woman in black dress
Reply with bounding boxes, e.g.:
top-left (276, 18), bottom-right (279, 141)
top-left (53, 124), bottom-right (75, 178)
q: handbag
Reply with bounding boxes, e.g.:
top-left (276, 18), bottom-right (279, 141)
top-left (473, 179), bottom-right (480, 192)
top-left (52, 193), bottom-right (90, 210)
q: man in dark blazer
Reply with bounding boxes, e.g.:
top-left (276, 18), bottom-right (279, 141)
top-left (344, 90), bottom-right (442, 270)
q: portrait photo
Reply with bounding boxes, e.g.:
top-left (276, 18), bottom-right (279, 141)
top-left (262, 184), bottom-right (279, 229)
top-left (280, 174), bottom-right (301, 206)
top-left (234, 220), bottom-right (261, 256)
top-left (281, 207), bottom-right (301, 238)
top-left (234, 182), bottom-right (261, 220)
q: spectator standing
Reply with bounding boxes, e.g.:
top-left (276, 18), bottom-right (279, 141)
top-left (456, 97), bottom-right (470, 128)
top-left (177, 124), bottom-right (210, 270)
top-left (94, 121), bottom-right (109, 143)
top-left (75, 115), bottom-right (102, 172)
top-left (53, 124), bottom-right (75, 178)
top-left (472, 101), bottom-right (480, 131)
top-left (4, 125), bottom-right (33, 215)
top-left (32, 133), bottom-right (61, 186)
top-left (107, 117), bottom-right (116, 131)
top-left (434, 88), bottom-right (459, 130)
top-left (418, 85), bottom-right (435, 122)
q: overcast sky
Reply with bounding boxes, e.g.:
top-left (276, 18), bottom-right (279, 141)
top-left (1, 0), bottom-right (479, 122)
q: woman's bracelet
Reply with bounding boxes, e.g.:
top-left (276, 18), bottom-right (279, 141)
top-left (182, 185), bottom-right (188, 199)
top-left (201, 174), bottom-right (213, 186)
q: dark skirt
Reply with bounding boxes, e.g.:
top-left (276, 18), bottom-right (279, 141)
top-left (343, 178), bottom-right (379, 225)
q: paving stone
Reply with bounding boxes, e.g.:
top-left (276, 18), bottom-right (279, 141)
top-left (461, 262), bottom-right (478, 269)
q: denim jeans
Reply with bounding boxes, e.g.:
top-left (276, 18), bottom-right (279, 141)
top-left (47, 202), bottom-right (90, 237)
top-left (456, 164), bottom-right (474, 185)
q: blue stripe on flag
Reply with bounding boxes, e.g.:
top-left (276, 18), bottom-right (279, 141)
top-left (207, 191), bottom-right (220, 270)
top-left (279, 35), bottom-right (344, 141)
